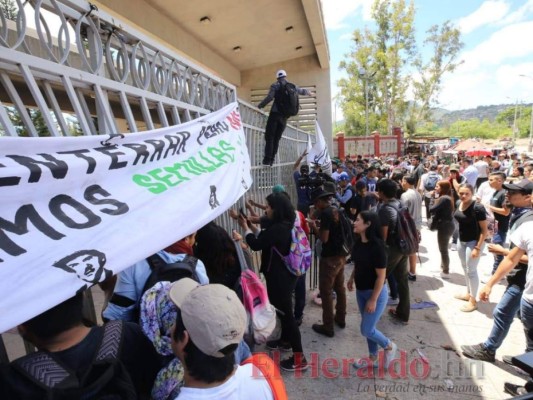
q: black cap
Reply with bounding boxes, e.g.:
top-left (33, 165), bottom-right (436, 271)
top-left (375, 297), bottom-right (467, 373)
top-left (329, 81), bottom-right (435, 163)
top-left (503, 180), bottom-right (533, 194)
top-left (310, 187), bottom-right (334, 203)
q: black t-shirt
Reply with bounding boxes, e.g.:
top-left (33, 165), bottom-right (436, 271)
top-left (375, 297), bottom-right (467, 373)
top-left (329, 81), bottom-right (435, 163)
top-left (429, 195), bottom-right (453, 221)
top-left (378, 199), bottom-right (401, 247)
top-left (490, 189), bottom-right (510, 233)
top-left (319, 206), bottom-right (345, 257)
top-left (349, 194), bottom-right (373, 220)
top-left (3, 322), bottom-right (161, 399)
top-left (454, 202), bottom-right (487, 242)
top-left (246, 220), bottom-right (292, 274)
top-left (352, 240), bottom-right (387, 290)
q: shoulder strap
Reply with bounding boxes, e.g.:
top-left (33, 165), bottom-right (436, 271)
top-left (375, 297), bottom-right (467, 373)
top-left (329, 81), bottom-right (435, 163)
top-left (95, 320), bottom-right (124, 362)
top-left (241, 353), bottom-right (287, 400)
top-left (146, 253), bottom-right (166, 270)
top-left (12, 350), bottom-right (75, 389)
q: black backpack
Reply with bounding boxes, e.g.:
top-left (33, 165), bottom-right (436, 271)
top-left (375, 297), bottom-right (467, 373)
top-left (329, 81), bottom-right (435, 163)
top-left (142, 254), bottom-right (199, 295)
top-left (11, 321), bottom-right (137, 399)
top-left (384, 202), bottom-right (419, 255)
top-left (108, 254), bottom-right (199, 321)
top-left (332, 206), bottom-right (355, 256)
top-left (275, 81), bottom-right (300, 117)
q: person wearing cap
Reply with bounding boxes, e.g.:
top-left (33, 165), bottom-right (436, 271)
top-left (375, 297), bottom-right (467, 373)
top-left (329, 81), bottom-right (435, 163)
top-left (293, 150), bottom-right (312, 216)
top-left (257, 70), bottom-right (313, 166)
top-left (336, 173), bottom-right (353, 210)
top-left (169, 279), bottom-right (280, 399)
top-left (461, 180), bottom-right (533, 365)
top-left (307, 188), bottom-right (348, 338)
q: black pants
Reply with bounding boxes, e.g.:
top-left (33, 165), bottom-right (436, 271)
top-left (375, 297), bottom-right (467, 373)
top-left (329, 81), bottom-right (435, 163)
top-left (437, 220), bottom-right (455, 273)
top-left (423, 196), bottom-right (432, 221)
top-left (386, 246), bottom-right (410, 322)
top-left (263, 112), bottom-right (287, 165)
top-left (294, 274), bottom-right (306, 320)
top-left (265, 266), bottom-right (303, 353)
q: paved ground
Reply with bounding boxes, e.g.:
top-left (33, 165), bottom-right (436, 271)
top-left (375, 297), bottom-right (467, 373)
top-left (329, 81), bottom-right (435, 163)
top-left (274, 222), bottom-right (527, 400)
top-left (2, 219), bottom-right (528, 399)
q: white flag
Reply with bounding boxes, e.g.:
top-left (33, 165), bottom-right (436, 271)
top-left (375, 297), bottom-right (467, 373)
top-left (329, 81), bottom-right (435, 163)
top-left (307, 121), bottom-right (332, 175)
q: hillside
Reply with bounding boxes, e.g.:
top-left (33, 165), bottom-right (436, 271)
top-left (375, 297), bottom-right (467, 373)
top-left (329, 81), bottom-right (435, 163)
top-left (432, 103), bottom-right (531, 126)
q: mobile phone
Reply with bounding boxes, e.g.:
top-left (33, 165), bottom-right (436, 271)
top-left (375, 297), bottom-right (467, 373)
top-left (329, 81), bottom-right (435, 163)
top-left (239, 207), bottom-right (247, 218)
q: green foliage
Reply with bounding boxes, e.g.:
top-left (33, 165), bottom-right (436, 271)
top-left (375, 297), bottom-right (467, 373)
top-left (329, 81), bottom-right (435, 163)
top-left (338, 0), bottom-right (463, 137)
top-left (6, 107), bottom-right (52, 137)
top-left (0, 0), bottom-right (18, 20)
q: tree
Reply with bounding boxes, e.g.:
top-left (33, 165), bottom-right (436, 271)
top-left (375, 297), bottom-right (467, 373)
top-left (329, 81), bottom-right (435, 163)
top-left (411, 21), bottom-right (464, 125)
top-left (338, 0), bottom-right (463, 137)
top-left (0, 0), bottom-right (18, 21)
top-left (339, 0), bottom-right (416, 136)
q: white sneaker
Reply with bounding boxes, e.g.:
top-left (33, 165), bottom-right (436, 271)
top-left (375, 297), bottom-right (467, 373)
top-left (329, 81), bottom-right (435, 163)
top-left (385, 342), bottom-right (398, 368)
top-left (387, 297), bottom-right (399, 306)
top-left (440, 272), bottom-right (450, 280)
top-left (450, 243), bottom-right (457, 251)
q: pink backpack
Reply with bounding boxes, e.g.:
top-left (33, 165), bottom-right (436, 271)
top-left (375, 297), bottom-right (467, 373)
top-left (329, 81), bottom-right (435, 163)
top-left (234, 240), bottom-right (277, 344)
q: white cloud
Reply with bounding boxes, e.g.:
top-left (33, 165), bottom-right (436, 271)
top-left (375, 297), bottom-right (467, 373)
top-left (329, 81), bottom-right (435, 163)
top-left (457, 0), bottom-right (510, 34)
top-left (321, 0), bottom-right (373, 30)
top-left (459, 21), bottom-right (533, 72)
top-left (339, 33), bottom-right (353, 41)
top-left (499, 0), bottom-right (533, 25)
top-left (438, 61), bottom-right (533, 110)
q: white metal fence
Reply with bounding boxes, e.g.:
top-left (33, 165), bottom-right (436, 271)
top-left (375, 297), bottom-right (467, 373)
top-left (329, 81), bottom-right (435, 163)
top-left (0, 0), bottom-right (316, 362)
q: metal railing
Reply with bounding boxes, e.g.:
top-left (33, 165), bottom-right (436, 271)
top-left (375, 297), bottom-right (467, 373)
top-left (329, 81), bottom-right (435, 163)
top-left (0, 0), bottom-right (318, 363)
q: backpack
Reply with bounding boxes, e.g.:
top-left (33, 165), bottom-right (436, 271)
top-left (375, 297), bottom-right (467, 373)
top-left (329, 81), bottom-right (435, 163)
top-left (272, 216), bottom-right (312, 276)
top-left (234, 241), bottom-right (278, 345)
top-left (142, 254), bottom-right (199, 295)
top-left (275, 81), bottom-right (299, 117)
top-left (109, 254), bottom-right (199, 322)
top-left (384, 202), bottom-right (419, 255)
top-left (424, 173), bottom-right (439, 191)
top-left (333, 206), bottom-right (355, 256)
top-left (12, 321), bottom-right (137, 399)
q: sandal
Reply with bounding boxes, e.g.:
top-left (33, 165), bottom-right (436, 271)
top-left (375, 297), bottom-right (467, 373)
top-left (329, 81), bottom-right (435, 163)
top-left (460, 303), bottom-right (478, 312)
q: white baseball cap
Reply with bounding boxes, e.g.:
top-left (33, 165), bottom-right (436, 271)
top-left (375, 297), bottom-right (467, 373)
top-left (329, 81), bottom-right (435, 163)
top-left (169, 278), bottom-right (247, 357)
top-left (276, 69), bottom-right (287, 79)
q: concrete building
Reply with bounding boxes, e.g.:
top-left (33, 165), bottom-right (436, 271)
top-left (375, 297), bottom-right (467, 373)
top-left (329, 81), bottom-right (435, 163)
top-left (96, 0), bottom-right (332, 138)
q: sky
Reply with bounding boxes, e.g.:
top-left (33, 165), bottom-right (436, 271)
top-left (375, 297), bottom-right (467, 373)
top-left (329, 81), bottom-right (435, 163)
top-left (322, 0), bottom-right (533, 116)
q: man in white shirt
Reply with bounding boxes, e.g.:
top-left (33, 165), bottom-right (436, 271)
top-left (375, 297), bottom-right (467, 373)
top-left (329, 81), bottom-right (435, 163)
top-left (418, 165), bottom-right (442, 221)
top-left (479, 219), bottom-right (533, 396)
top-left (474, 157), bottom-right (490, 189)
top-left (169, 279), bottom-right (280, 400)
top-left (462, 159), bottom-right (479, 187)
top-left (401, 175), bottom-right (422, 281)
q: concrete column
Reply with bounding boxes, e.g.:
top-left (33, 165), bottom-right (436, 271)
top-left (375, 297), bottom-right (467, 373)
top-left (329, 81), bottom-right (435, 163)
top-left (336, 131), bottom-right (345, 160)
top-left (373, 131), bottom-right (380, 157)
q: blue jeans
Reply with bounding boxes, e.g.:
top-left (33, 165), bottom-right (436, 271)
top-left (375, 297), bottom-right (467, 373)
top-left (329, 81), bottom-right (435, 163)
top-left (492, 230), bottom-right (508, 274)
top-left (356, 287), bottom-right (390, 356)
top-left (520, 297), bottom-right (533, 352)
top-left (458, 240), bottom-right (483, 298)
top-left (484, 284), bottom-right (522, 352)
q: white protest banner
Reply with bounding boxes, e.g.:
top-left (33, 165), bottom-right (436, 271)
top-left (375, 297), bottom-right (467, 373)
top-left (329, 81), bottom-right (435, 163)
top-left (307, 121), bottom-right (332, 175)
top-left (0, 102), bottom-right (252, 332)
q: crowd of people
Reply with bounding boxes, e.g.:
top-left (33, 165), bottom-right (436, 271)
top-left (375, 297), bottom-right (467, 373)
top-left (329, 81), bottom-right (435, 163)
top-left (2, 147), bottom-right (533, 399)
